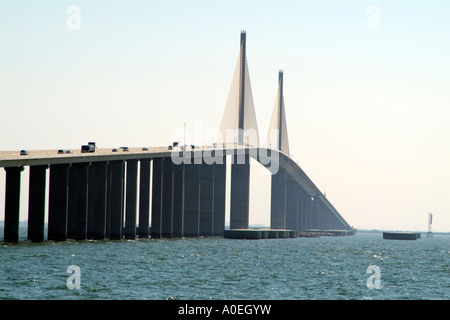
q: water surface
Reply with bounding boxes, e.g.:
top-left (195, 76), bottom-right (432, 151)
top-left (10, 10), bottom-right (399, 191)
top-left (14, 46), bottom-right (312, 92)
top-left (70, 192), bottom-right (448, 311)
top-left (0, 231), bottom-right (448, 300)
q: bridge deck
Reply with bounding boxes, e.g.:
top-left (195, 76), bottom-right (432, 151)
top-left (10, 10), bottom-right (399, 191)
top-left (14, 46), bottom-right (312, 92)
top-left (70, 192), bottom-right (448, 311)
top-left (0, 147), bottom-right (176, 167)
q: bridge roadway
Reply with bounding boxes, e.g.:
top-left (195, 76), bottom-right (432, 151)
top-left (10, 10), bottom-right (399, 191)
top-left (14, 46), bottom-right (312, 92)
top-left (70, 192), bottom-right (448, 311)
top-left (0, 145), bottom-right (352, 242)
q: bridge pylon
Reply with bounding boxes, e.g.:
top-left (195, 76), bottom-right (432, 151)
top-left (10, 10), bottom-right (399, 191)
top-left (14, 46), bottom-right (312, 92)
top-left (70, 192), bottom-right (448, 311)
top-left (268, 71), bottom-right (291, 230)
top-left (217, 31), bottom-right (260, 230)
top-left (217, 31), bottom-right (260, 147)
top-left (266, 70), bottom-right (290, 156)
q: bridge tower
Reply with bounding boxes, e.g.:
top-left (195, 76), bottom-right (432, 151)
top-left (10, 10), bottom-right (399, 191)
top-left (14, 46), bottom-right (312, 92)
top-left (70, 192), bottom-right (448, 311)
top-left (267, 71), bottom-right (291, 229)
top-left (266, 71), bottom-right (290, 155)
top-left (218, 31), bottom-right (259, 147)
top-left (217, 31), bottom-right (260, 229)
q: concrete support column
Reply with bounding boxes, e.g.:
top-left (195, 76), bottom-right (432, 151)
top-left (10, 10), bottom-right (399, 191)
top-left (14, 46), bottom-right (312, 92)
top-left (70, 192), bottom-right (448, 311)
top-left (332, 212), bottom-right (341, 230)
top-left (183, 158), bottom-right (200, 237)
top-left (161, 158), bottom-right (174, 238)
top-left (48, 163), bottom-right (70, 241)
top-left (323, 205), bottom-right (330, 230)
top-left (305, 195), bottom-right (311, 231)
top-left (137, 159), bottom-right (151, 238)
top-left (88, 161), bottom-right (108, 240)
top-left (3, 166), bottom-right (24, 243)
top-left (230, 153), bottom-right (250, 229)
top-left (270, 167), bottom-right (286, 229)
top-left (285, 180), bottom-right (298, 231)
top-left (28, 165), bottom-right (48, 242)
top-left (172, 161), bottom-right (184, 238)
top-left (296, 189), bottom-right (303, 231)
top-left (151, 158), bottom-right (163, 238)
top-left (318, 200), bottom-right (322, 229)
top-left (199, 162), bottom-right (214, 236)
top-left (319, 202), bottom-right (325, 230)
top-left (212, 159), bottom-right (226, 236)
top-left (109, 160), bottom-right (124, 240)
top-left (312, 198), bottom-right (318, 230)
top-left (87, 164), bottom-right (96, 238)
top-left (67, 165), bottom-right (78, 239)
top-left (68, 162), bottom-right (90, 240)
top-left (316, 201), bottom-right (321, 229)
top-left (297, 189), bottom-right (307, 232)
top-left (105, 164), bottom-right (112, 238)
top-left (124, 160), bottom-right (138, 239)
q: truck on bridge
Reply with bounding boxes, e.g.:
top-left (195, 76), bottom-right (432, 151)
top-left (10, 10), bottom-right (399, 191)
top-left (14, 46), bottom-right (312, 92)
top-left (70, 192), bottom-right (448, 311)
top-left (81, 142), bottom-right (96, 153)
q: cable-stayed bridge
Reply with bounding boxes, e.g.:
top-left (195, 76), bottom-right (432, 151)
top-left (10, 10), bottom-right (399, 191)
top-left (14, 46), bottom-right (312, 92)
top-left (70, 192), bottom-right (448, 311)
top-left (0, 32), bottom-right (354, 242)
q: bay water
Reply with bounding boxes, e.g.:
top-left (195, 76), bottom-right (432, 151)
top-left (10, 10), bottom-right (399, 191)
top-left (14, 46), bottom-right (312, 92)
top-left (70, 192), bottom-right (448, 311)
top-left (0, 230), bottom-right (448, 300)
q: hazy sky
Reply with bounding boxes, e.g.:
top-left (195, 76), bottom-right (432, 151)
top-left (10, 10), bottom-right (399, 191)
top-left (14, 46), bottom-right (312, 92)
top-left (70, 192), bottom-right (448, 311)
top-left (1, 0), bottom-right (449, 232)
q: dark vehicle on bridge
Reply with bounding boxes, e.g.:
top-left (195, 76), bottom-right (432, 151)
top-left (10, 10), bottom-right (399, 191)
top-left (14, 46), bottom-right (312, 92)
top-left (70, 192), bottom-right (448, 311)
top-left (20, 150), bottom-right (29, 156)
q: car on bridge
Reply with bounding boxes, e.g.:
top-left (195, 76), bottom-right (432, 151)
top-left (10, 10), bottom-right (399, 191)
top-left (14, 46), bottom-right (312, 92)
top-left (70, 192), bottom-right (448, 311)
top-left (20, 150), bottom-right (29, 156)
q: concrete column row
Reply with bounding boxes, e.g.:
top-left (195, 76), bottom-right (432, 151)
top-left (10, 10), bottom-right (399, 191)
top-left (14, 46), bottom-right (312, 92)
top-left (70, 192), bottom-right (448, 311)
top-left (2, 159), bottom-right (152, 242)
top-left (150, 155), bottom-right (227, 238)
top-left (270, 172), bottom-right (350, 232)
top-left (3, 154), bottom-right (349, 243)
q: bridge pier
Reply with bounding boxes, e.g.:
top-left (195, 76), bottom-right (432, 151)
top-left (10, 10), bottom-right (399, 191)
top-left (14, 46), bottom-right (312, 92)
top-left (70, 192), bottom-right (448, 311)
top-left (302, 193), bottom-right (312, 231)
top-left (48, 163), bottom-right (70, 241)
top-left (311, 197), bottom-right (318, 230)
top-left (87, 164), bottom-right (96, 238)
top-left (199, 162), bottom-right (214, 236)
top-left (212, 160), bottom-right (226, 236)
top-left (137, 159), bottom-right (151, 238)
top-left (172, 161), bottom-right (184, 238)
top-left (319, 201), bottom-right (326, 230)
top-left (161, 157), bottom-right (174, 238)
top-left (298, 188), bottom-right (309, 232)
top-left (151, 158), bottom-right (163, 238)
top-left (88, 161), bottom-right (109, 240)
top-left (124, 159), bottom-right (138, 239)
top-left (230, 153), bottom-right (250, 229)
top-left (183, 158), bottom-right (201, 237)
top-left (285, 180), bottom-right (298, 231)
top-left (68, 162), bottom-right (90, 240)
top-left (3, 166), bottom-right (24, 243)
top-left (109, 160), bottom-right (125, 240)
top-left (270, 167), bottom-right (286, 229)
top-left (311, 198), bottom-right (317, 230)
top-left (28, 165), bottom-right (48, 242)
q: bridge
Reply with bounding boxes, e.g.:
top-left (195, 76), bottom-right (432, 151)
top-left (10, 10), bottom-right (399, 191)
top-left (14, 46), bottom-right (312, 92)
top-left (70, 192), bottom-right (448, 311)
top-left (0, 31), bottom-right (353, 243)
